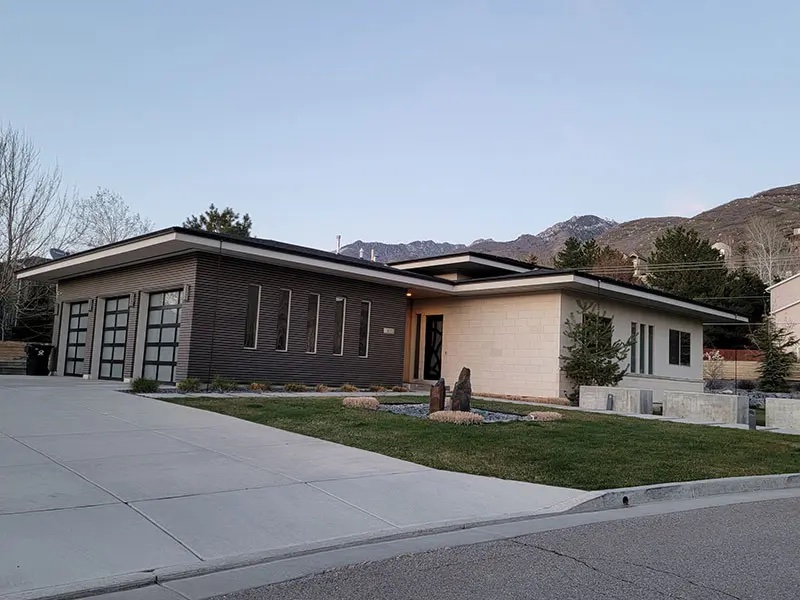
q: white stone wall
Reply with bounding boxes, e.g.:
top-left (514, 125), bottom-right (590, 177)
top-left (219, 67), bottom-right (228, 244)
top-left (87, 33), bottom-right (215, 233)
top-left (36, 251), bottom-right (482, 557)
top-left (407, 293), bottom-right (563, 397)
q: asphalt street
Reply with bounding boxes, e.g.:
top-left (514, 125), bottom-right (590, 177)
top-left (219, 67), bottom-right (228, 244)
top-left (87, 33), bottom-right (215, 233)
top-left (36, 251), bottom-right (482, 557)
top-left (216, 497), bottom-right (800, 600)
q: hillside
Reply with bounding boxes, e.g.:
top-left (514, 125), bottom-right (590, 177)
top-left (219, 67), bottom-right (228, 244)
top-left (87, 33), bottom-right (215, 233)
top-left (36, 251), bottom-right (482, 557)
top-left (340, 184), bottom-right (800, 263)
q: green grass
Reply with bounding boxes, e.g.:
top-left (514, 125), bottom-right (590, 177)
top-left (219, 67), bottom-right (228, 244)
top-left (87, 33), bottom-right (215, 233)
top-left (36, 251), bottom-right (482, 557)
top-left (166, 395), bottom-right (800, 491)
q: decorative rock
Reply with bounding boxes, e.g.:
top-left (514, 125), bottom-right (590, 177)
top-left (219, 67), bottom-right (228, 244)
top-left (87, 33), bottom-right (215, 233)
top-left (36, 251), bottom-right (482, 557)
top-left (451, 367), bottom-right (472, 412)
top-left (429, 378), bottom-right (446, 414)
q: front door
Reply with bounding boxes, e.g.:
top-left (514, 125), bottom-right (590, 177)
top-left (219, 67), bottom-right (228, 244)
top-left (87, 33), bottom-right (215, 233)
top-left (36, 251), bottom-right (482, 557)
top-left (99, 296), bottom-right (129, 380)
top-left (423, 315), bottom-right (444, 380)
top-left (64, 301), bottom-right (89, 376)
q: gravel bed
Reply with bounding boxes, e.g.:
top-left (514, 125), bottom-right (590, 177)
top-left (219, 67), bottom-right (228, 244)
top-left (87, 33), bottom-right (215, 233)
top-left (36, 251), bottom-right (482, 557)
top-left (378, 403), bottom-right (524, 423)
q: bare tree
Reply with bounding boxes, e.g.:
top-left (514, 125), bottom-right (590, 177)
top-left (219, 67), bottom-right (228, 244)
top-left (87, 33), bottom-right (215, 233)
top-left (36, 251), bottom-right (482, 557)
top-left (0, 125), bottom-right (82, 339)
top-left (75, 188), bottom-right (154, 248)
top-left (744, 217), bottom-right (793, 284)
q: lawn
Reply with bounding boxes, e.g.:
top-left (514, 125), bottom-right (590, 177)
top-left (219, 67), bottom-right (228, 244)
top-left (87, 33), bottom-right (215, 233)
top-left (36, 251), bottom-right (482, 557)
top-left (166, 395), bottom-right (800, 491)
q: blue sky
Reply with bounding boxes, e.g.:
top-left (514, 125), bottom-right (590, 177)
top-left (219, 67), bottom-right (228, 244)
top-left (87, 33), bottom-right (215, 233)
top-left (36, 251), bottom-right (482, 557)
top-left (2, 1), bottom-right (799, 249)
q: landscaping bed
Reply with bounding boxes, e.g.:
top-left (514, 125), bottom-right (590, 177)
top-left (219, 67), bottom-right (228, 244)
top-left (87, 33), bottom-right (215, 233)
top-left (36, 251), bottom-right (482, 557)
top-left (165, 395), bottom-right (800, 491)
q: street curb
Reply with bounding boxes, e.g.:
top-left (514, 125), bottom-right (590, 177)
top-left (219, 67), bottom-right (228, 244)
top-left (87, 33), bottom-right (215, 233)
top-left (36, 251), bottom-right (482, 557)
top-left (0, 572), bottom-right (155, 600)
top-left (566, 472), bottom-right (800, 513)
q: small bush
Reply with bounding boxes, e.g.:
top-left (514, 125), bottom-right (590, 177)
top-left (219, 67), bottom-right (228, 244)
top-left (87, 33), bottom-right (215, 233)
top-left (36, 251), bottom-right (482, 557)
top-left (737, 379), bottom-right (756, 391)
top-left (249, 382), bottom-right (270, 393)
top-left (428, 411), bottom-right (484, 425)
top-left (528, 411), bottom-right (564, 422)
top-left (340, 383), bottom-right (359, 392)
top-left (369, 385), bottom-right (387, 393)
top-left (284, 383), bottom-right (308, 392)
top-left (342, 396), bottom-right (380, 410)
top-left (176, 378), bottom-right (201, 393)
top-left (130, 378), bottom-right (159, 394)
top-left (315, 384), bottom-right (331, 393)
top-left (391, 386), bottom-right (409, 392)
top-left (210, 375), bottom-right (237, 393)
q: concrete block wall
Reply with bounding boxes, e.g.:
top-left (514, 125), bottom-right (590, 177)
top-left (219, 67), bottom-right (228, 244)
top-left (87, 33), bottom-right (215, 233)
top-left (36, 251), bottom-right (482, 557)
top-left (765, 398), bottom-right (800, 430)
top-left (662, 391), bottom-right (748, 424)
top-left (579, 386), bottom-right (654, 414)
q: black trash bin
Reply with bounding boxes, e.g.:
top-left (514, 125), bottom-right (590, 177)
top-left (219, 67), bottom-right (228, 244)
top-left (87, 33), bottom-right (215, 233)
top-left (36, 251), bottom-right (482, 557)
top-left (25, 343), bottom-right (53, 376)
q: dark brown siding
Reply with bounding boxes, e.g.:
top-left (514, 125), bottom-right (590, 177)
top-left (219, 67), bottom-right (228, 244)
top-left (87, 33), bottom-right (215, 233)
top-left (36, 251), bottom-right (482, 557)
top-left (58, 256), bottom-right (198, 379)
top-left (189, 254), bottom-right (407, 386)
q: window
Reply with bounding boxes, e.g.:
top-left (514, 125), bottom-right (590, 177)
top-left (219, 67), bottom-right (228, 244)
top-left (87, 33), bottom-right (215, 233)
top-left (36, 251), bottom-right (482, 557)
top-left (358, 301), bottom-right (371, 358)
top-left (333, 297), bottom-right (346, 355)
top-left (630, 322), bottom-right (637, 373)
top-left (669, 329), bottom-right (691, 366)
top-left (647, 325), bottom-right (654, 374)
top-left (244, 285), bottom-right (261, 349)
top-left (275, 289), bottom-right (291, 351)
top-left (306, 294), bottom-right (320, 353)
top-left (639, 323), bottom-right (646, 374)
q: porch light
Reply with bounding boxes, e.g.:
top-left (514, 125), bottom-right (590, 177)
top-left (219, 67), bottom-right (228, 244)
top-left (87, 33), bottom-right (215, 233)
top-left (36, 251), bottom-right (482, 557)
top-left (406, 291), bottom-right (412, 297)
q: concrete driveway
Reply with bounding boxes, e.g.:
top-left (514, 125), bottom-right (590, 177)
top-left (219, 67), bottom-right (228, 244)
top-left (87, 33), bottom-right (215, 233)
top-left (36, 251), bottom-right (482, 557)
top-left (0, 376), bottom-right (586, 598)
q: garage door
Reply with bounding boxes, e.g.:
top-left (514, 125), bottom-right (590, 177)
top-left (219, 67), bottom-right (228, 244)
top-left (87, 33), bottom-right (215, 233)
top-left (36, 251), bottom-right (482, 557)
top-left (143, 290), bottom-right (182, 383)
top-left (65, 301), bottom-right (89, 376)
top-left (99, 296), bottom-right (129, 380)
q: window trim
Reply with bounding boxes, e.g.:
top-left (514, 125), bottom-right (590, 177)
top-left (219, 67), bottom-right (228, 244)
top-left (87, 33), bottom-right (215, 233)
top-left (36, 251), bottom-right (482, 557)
top-left (358, 300), bottom-right (371, 358)
top-left (275, 288), bottom-right (292, 352)
top-left (306, 293), bottom-right (320, 354)
top-left (243, 284), bottom-right (262, 350)
top-left (333, 296), bottom-right (347, 356)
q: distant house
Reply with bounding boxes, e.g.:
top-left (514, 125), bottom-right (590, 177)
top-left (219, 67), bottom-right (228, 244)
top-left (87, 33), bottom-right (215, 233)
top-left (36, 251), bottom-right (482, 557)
top-left (769, 273), bottom-right (800, 354)
top-left (16, 228), bottom-right (744, 401)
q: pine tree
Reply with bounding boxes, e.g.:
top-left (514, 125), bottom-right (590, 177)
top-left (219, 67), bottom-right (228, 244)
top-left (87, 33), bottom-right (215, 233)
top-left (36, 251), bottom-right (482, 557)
top-left (553, 237), bottom-right (589, 269)
top-left (560, 300), bottom-right (634, 402)
top-left (183, 204), bottom-right (253, 237)
top-left (749, 316), bottom-right (798, 393)
top-left (647, 226), bottom-right (727, 301)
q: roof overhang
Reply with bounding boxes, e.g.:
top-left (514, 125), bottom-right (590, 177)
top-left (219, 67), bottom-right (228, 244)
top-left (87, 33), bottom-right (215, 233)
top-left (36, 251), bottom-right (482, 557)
top-left (391, 253), bottom-right (531, 276)
top-left (453, 273), bottom-right (747, 323)
top-left (16, 230), bottom-right (454, 293)
top-left (17, 230), bottom-right (746, 323)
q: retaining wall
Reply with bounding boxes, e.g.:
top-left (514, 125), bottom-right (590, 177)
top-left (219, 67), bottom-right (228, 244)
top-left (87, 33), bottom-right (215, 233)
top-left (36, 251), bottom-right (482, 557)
top-left (765, 397), bottom-right (800, 430)
top-left (579, 386), bottom-right (653, 414)
top-left (662, 391), bottom-right (748, 424)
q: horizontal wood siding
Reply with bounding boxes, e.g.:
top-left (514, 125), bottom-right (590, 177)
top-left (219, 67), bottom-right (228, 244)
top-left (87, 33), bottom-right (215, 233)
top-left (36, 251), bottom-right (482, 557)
top-left (57, 256), bottom-right (198, 379)
top-left (189, 254), bottom-right (407, 386)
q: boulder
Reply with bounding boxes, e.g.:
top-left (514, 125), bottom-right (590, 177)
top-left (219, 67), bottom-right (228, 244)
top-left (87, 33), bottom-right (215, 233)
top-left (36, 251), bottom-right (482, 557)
top-left (451, 367), bottom-right (472, 412)
top-left (429, 378), bottom-right (446, 414)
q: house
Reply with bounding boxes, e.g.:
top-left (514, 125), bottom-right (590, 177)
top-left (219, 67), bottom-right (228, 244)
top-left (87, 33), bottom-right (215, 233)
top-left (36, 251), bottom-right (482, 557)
top-left (769, 273), bottom-right (800, 354)
top-left (16, 227), bottom-right (745, 402)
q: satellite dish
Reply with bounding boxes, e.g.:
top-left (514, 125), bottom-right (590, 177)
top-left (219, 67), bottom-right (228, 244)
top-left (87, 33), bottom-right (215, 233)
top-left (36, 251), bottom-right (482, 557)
top-left (49, 248), bottom-right (70, 259)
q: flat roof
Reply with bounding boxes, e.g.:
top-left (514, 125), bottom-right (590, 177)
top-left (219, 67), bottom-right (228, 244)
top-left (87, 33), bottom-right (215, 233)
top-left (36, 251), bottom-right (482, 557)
top-left (16, 228), bottom-right (747, 322)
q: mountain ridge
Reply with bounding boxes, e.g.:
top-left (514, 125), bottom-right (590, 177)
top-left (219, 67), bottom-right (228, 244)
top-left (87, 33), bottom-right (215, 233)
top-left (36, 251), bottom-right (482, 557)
top-left (339, 184), bottom-right (800, 264)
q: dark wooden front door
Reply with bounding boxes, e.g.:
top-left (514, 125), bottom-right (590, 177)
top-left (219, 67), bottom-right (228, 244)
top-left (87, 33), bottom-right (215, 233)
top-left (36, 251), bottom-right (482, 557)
top-left (423, 315), bottom-right (444, 380)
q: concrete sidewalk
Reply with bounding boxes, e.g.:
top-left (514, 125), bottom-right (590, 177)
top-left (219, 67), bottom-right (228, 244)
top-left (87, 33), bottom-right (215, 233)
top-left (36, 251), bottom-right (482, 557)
top-left (0, 377), bottom-right (585, 599)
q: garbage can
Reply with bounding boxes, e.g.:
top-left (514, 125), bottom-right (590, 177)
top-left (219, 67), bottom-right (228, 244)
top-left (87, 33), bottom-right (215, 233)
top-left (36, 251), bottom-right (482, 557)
top-left (25, 343), bottom-right (53, 376)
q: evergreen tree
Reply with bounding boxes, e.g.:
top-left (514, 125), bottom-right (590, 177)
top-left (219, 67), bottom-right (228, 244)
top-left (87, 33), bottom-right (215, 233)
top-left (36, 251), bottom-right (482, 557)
top-left (706, 268), bottom-right (768, 348)
top-left (560, 300), bottom-right (634, 402)
top-left (749, 316), bottom-right (798, 393)
top-left (553, 237), bottom-right (589, 269)
top-left (647, 226), bottom-right (727, 301)
top-left (184, 204), bottom-right (253, 237)
top-left (582, 239), bottom-right (600, 265)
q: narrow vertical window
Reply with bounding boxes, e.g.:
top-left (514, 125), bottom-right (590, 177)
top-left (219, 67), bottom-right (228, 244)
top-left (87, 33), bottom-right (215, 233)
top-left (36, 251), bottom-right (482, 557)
top-left (413, 314), bottom-right (422, 379)
top-left (358, 301), bottom-right (371, 358)
top-left (306, 293), bottom-right (320, 353)
top-left (333, 297), bottom-right (346, 355)
top-left (679, 331), bottom-right (691, 366)
top-left (244, 285), bottom-right (261, 349)
top-left (275, 289), bottom-right (291, 351)
top-left (639, 323), bottom-right (646, 374)
top-left (647, 325), bottom-right (654, 374)
top-left (630, 322), bottom-right (637, 373)
top-left (669, 329), bottom-right (679, 365)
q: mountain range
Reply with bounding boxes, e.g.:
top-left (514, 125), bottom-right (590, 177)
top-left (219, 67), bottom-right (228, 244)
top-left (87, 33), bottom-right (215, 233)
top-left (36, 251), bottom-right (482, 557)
top-left (340, 184), bottom-right (800, 264)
